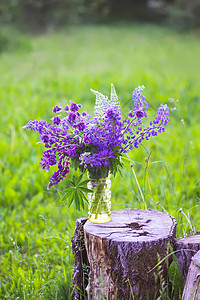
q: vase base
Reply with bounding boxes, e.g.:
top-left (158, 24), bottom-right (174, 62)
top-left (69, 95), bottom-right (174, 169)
top-left (88, 213), bottom-right (111, 223)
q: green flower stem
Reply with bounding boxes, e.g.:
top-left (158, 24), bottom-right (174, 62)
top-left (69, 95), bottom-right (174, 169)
top-left (88, 175), bottom-right (111, 222)
top-left (90, 179), bottom-right (106, 218)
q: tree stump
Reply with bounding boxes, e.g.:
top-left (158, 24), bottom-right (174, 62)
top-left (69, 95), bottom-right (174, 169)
top-left (182, 250), bottom-right (200, 300)
top-left (83, 209), bottom-right (177, 300)
top-left (174, 233), bottom-right (200, 281)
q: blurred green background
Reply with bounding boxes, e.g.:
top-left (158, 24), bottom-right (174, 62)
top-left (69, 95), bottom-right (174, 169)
top-left (0, 1), bottom-right (200, 299)
top-left (1, 0), bottom-right (200, 31)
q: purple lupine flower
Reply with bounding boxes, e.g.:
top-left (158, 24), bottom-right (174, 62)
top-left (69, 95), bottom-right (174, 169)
top-left (41, 134), bottom-right (49, 143)
top-left (40, 150), bottom-right (57, 171)
top-left (70, 102), bottom-right (79, 112)
top-left (24, 84), bottom-right (170, 188)
top-left (136, 110), bottom-right (144, 118)
top-left (24, 120), bottom-right (47, 132)
top-left (52, 105), bottom-right (62, 113)
top-left (128, 85), bottom-right (149, 120)
top-left (106, 109), bottom-right (117, 119)
top-left (52, 116), bottom-right (61, 125)
top-left (79, 149), bottom-right (116, 168)
top-left (132, 85), bottom-right (149, 111)
top-left (77, 122), bottom-right (85, 131)
top-left (48, 159), bottom-right (70, 189)
top-left (68, 112), bottom-right (76, 124)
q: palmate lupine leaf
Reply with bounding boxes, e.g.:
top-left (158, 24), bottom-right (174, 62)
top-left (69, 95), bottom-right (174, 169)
top-left (60, 174), bottom-right (93, 210)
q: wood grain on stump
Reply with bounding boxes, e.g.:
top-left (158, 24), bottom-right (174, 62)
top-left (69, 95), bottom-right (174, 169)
top-left (182, 250), bottom-right (200, 300)
top-left (174, 233), bottom-right (200, 281)
top-left (84, 209), bottom-right (177, 300)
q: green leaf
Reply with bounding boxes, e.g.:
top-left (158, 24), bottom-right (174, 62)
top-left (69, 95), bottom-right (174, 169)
top-left (78, 187), bottom-right (93, 193)
top-left (109, 160), bottom-right (114, 174)
top-left (67, 180), bottom-right (75, 186)
top-left (112, 146), bottom-right (120, 152)
top-left (168, 260), bottom-right (183, 298)
top-left (77, 179), bottom-right (90, 186)
top-left (121, 156), bottom-right (135, 164)
top-left (77, 189), bottom-right (84, 209)
top-left (60, 189), bottom-right (73, 202)
top-left (76, 173), bottom-right (83, 185)
top-left (168, 261), bottom-right (182, 287)
top-left (74, 191), bottom-right (80, 210)
top-left (62, 174), bottom-right (91, 210)
top-left (71, 158), bottom-right (81, 170)
top-left (118, 167), bottom-right (123, 177)
top-left (78, 190), bottom-right (88, 203)
top-left (67, 193), bottom-right (74, 208)
top-left (72, 175), bottom-right (77, 185)
top-left (114, 152), bottom-right (122, 157)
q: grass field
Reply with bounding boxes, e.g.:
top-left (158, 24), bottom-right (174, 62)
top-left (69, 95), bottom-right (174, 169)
top-left (0, 23), bottom-right (200, 299)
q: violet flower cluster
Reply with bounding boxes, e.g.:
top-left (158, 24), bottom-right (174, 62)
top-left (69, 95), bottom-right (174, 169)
top-left (24, 84), bottom-right (170, 188)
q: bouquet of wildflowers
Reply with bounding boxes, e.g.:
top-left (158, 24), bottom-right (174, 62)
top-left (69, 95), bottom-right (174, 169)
top-left (24, 84), bottom-right (170, 215)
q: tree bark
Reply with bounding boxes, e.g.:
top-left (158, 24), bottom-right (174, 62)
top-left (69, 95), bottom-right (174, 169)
top-left (174, 233), bottom-right (200, 281)
top-left (71, 218), bottom-right (89, 300)
top-left (182, 250), bottom-right (200, 300)
top-left (83, 208), bottom-right (177, 300)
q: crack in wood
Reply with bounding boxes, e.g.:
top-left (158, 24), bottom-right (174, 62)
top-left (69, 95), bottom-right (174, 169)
top-left (127, 222), bottom-right (144, 230)
top-left (102, 229), bottom-right (153, 238)
top-left (89, 221), bottom-right (149, 230)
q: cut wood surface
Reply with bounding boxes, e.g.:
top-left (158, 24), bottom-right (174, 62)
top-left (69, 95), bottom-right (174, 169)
top-left (174, 233), bottom-right (200, 281)
top-left (182, 250), bottom-right (200, 300)
top-left (83, 209), bottom-right (177, 300)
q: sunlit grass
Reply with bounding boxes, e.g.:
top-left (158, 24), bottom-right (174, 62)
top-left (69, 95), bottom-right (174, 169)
top-left (0, 23), bottom-right (200, 299)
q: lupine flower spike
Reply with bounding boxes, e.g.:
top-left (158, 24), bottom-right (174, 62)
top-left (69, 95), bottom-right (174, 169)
top-left (24, 84), bottom-right (170, 188)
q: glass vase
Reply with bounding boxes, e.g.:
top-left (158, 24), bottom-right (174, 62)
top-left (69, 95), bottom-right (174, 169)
top-left (87, 175), bottom-right (111, 223)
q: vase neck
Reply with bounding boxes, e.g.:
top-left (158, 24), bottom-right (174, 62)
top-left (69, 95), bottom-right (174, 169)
top-left (87, 172), bottom-right (111, 181)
